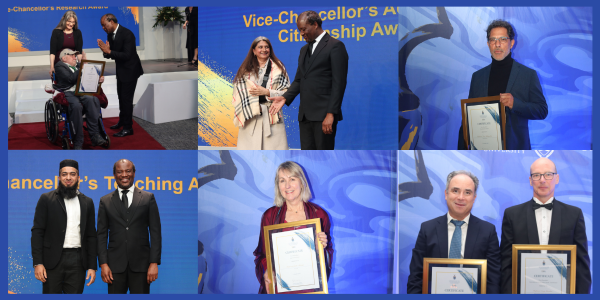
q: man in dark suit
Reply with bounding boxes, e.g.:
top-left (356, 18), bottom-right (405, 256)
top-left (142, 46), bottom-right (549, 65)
top-left (98, 13), bottom-right (144, 137)
top-left (54, 49), bottom-right (107, 149)
top-left (31, 159), bottom-right (97, 293)
top-left (459, 20), bottom-right (547, 150)
top-left (500, 157), bottom-right (591, 294)
top-left (269, 10), bottom-right (348, 150)
top-left (407, 170), bottom-right (501, 294)
top-left (97, 159), bottom-right (161, 294)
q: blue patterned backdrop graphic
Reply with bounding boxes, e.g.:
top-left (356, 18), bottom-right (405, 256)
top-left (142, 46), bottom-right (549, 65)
top-left (399, 7), bottom-right (592, 150)
top-left (7, 151), bottom-right (197, 294)
top-left (198, 150), bottom-right (396, 293)
top-left (394, 150), bottom-right (593, 294)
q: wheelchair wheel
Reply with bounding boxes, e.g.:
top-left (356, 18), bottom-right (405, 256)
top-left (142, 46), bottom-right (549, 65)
top-left (44, 100), bottom-right (59, 143)
top-left (61, 136), bottom-right (71, 150)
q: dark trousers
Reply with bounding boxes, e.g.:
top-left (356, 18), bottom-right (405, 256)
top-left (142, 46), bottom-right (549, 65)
top-left (116, 78), bottom-right (138, 130)
top-left (299, 116), bottom-right (338, 150)
top-left (64, 92), bottom-right (101, 148)
top-left (108, 264), bottom-right (150, 294)
top-left (43, 248), bottom-right (85, 294)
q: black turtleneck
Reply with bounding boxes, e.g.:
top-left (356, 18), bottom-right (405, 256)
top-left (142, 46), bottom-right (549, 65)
top-left (488, 52), bottom-right (514, 96)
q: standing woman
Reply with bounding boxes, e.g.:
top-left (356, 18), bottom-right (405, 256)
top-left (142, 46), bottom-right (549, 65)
top-left (49, 10), bottom-right (86, 77)
top-left (183, 7), bottom-right (198, 65)
top-left (232, 37), bottom-right (290, 150)
top-left (253, 161), bottom-right (333, 294)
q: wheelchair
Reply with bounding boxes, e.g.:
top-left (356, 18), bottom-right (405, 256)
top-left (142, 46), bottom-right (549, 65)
top-left (44, 76), bottom-right (110, 149)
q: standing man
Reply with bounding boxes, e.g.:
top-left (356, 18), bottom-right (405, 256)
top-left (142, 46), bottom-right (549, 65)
top-left (31, 159), bottom-right (97, 293)
top-left (407, 171), bottom-right (501, 294)
top-left (98, 13), bottom-right (144, 137)
top-left (500, 158), bottom-right (591, 293)
top-left (459, 20), bottom-right (547, 150)
top-left (97, 159), bottom-right (162, 294)
top-left (269, 10), bottom-right (349, 150)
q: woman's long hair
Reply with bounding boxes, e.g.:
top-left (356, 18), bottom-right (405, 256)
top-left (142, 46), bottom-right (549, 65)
top-left (55, 11), bottom-right (79, 31)
top-left (233, 36), bottom-right (287, 83)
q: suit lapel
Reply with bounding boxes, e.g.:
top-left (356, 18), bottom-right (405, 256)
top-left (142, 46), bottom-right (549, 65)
top-left (548, 199), bottom-right (562, 244)
top-left (464, 215), bottom-right (479, 259)
top-left (111, 189), bottom-right (127, 222)
top-left (481, 65), bottom-right (491, 96)
top-left (525, 199), bottom-right (540, 244)
top-left (128, 188), bottom-right (142, 225)
top-left (435, 215), bottom-right (449, 258)
top-left (506, 62), bottom-right (520, 94)
top-left (304, 33), bottom-right (329, 76)
top-left (78, 195), bottom-right (87, 237)
top-left (299, 44), bottom-right (309, 74)
top-left (55, 190), bottom-right (67, 214)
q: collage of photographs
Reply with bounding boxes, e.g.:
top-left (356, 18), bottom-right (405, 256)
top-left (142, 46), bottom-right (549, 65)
top-left (6, 4), bottom-right (593, 296)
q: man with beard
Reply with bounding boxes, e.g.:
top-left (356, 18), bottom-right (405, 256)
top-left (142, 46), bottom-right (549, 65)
top-left (97, 159), bottom-right (162, 293)
top-left (268, 10), bottom-right (349, 150)
top-left (458, 20), bottom-right (548, 150)
top-left (31, 159), bottom-right (97, 293)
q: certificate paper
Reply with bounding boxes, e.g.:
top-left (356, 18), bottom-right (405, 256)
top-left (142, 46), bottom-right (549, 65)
top-left (431, 267), bottom-right (478, 294)
top-left (467, 104), bottom-right (502, 150)
top-left (520, 253), bottom-right (568, 294)
top-left (79, 63), bottom-right (102, 93)
top-left (271, 227), bottom-right (320, 292)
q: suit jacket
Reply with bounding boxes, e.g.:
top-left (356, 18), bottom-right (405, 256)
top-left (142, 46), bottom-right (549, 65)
top-left (97, 187), bottom-right (161, 273)
top-left (460, 60), bottom-right (548, 150)
top-left (103, 24), bottom-right (144, 82)
top-left (500, 199), bottom-right (591, 294)
top-left (282, 32), bottom-right (349, 122)
top-left (407, 214), bottom-right (501, 294)
top-left (31, 190), bottom-right (97, 270)
top-left (53, 61), bottom-right (79, 91)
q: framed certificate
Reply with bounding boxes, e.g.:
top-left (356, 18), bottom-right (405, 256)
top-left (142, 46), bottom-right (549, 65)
top-left (75, 60), bottom-right (106, 96)
top-left (461, 96), bottom-right (506, 150)
top-left (512, 244), bottom-right (576, 294)
top-left (263, 218), bottom-right (328, 294)
top-left (423, 258), bottom-right (487, 294)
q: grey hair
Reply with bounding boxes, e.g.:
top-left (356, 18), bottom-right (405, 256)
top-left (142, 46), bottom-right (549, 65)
top-left (486, 19), bottom-right (515, 40)
top-left (446, 170), bottom-right (479, 193)
top-left (273, 161), bottom-right (312, 207)
top-left (55, 11), bottom-right (79, 30)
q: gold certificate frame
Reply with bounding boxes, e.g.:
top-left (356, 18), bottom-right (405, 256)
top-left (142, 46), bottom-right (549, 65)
top-left (422, 258), bottom-right (488, 294)
top-left (75, 59), bottom-right (106, 96)
top-left (263, 218), bottom-right (328, 294)
top-left (461, 96), bottom-right (507, 150)
top-left (511, 244), bottom-right (576, 294)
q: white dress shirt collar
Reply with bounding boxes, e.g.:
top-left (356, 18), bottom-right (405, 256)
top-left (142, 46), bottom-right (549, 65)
top-left (117, 186), bottom-right (134, 207)
top-left (447, 212), bottom-right (471, 225)
top-left (533, 197), bottom-right (554, 204)
top-left (310, 31), bottom-right (327, 54)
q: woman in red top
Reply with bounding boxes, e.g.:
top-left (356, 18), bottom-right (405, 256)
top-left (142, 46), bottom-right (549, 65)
top-left (253, 161), bottom-right (333, 294)
top-left (49, 11), bottom-right (86, 77)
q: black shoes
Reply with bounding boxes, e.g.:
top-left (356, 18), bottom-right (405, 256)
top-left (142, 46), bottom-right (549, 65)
top-left (113, 129), bottom-right (134, 137)
top-left (91, 134), bottom-right (108, 146)
top-left (109, 122), bottom-right (123, 130)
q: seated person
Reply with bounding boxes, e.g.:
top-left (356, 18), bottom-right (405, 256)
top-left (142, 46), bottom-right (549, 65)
top-left (54, 49), bottom-right (107, 149)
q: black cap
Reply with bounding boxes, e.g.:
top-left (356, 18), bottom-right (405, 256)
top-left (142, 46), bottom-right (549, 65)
top-left (59, 159), bottom-right (79, 171)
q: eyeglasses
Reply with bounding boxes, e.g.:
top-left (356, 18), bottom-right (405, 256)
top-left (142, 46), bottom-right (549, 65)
top-left (488, 37), bottom-right (510, 44)
top-left (530, 172), bottom-right (557, 181)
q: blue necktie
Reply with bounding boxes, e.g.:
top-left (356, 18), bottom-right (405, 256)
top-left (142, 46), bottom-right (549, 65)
top-left (449, 220), bottom-right (465, 259)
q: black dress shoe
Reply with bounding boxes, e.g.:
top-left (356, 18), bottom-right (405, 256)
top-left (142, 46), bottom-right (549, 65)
top-left (113, 129), bottom-right (133, 137)
top-left (109, 122), bottom-right (123, 130)
top-left (91, 134), bottom-right (108, 146)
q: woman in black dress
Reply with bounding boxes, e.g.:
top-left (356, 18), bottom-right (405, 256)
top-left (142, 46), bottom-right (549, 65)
top-left (49, 10), bottom-right (86, 77)
top-left (184, 7), bottom-right (198, 65)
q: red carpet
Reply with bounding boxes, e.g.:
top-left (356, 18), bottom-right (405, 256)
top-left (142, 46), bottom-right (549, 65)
top-left (8, 117), bottom-right (165, 150)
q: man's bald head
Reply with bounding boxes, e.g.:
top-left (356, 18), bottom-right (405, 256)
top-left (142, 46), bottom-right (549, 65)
top-left (530, 157), bottom-right (557, 175)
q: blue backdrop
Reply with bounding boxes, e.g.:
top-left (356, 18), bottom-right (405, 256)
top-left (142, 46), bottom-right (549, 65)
top-left (198, 150), bottom-right (396, 293)
top-left (8, 7), bottom-right (140, 53)
top-left (7, 151), bottom-right (197, 294)
top-left (198, 6), bottom-right (398, 149)
top-left (399, 7), bottom-right (592, 150)
top-left (394, 150), bottom-right (593, 294)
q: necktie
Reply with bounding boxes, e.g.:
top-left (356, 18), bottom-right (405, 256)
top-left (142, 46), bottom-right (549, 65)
top-left (122, 190), bottom-right (129, 208)
top-left (533, 202), bottom-right (553, 210)
top-left (449, 220), bottom-right (465, 259)
top-left (308, 41), bottom-right (315, 57)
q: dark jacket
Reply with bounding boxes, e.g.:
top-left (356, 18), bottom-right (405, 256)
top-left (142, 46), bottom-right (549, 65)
top-left (50, 28), bottom-right (83, 55)
top-left (97, 188), bottom-right (161, 273)
top-left (103, 24), bottom-right (144, 82)
top-left (53, 61), bottom-right (79, 91)
top-left (31, 189), bottom-right (97, 270)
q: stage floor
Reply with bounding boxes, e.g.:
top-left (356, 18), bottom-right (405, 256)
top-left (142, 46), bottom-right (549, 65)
top-left (8, 59), bottom-right (197, 82)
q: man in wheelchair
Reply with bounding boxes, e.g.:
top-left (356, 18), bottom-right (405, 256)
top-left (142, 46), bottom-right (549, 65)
top-left (54, 49), bottom-right (108, 149)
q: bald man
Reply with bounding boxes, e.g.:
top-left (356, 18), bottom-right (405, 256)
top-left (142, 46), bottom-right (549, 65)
top-left (499, 158), bottom-right (591, 293)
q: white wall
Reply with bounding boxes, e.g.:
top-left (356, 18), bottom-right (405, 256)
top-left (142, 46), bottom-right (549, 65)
top-left (8, 7), bottom-right (189, 67)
